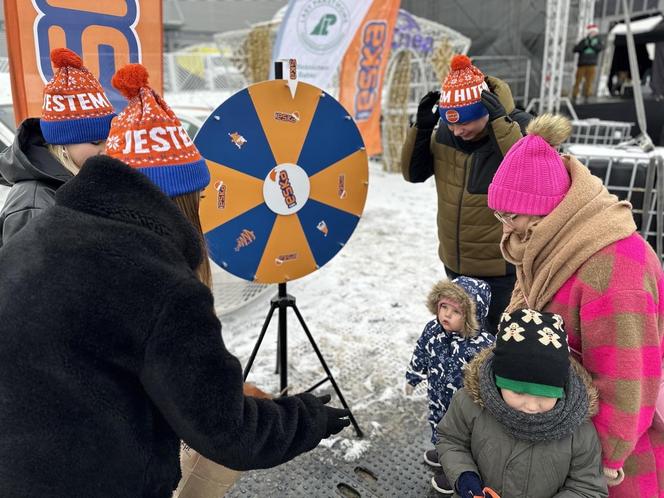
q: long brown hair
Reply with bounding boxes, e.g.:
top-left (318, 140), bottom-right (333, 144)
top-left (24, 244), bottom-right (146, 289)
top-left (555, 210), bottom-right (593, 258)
top-left (171, 192), bottom-right (212, 289)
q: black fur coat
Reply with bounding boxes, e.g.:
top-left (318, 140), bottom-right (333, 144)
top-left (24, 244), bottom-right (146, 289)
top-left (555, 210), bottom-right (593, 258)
top-left (0, 156), bottom-right (328, 497)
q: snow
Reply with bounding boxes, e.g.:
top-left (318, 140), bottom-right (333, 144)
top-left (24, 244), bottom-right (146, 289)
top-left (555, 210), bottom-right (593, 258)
top-left (567, 144), bottom-right (664, 159)
top-left (217, 160), bottom-right (443, 460)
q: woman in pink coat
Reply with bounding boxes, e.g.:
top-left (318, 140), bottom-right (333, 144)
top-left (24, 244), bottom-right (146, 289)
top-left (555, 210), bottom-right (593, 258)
top-left (487, 114), bottom-right (664, 497)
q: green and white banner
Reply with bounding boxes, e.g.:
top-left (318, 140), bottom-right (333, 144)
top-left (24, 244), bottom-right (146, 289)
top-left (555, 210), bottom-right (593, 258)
top-left (273, 0), bottom-right (374, 89)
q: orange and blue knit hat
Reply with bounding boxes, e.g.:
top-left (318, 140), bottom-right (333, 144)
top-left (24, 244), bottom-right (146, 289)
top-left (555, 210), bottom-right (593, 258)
top-left (438, 54), bottom-right (489, 125)
top-left (40, 48), bottom-right (115, 145)
top-left (106, 64), bottom-right (210, 197)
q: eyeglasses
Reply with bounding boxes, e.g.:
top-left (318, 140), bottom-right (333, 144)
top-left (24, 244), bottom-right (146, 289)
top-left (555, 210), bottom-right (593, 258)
top-left (494, 211), bottom-right (518, 226)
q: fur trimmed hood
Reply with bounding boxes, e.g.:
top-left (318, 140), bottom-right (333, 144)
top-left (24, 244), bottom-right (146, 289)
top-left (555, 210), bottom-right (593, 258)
top-left (426, 277), bottom-right (491, 338)
top-left (463, 348), bottom-right (599, 417)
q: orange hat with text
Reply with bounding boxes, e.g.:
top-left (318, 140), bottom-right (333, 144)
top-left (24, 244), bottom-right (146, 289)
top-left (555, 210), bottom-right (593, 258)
top-left (106, 64), bottom-right (210, 197)
top-left (438, 54), bottom-right (489, 125)
top-left (40, 48), bottom-right (115, 145)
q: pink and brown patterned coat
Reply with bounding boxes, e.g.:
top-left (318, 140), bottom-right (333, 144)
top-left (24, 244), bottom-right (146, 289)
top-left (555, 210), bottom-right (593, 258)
top-left (546, 232), bottom-right (664, 497)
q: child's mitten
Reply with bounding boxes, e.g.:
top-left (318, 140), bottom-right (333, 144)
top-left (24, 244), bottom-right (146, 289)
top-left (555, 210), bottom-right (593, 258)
top-left (456, 471), bottom-right (484, 497)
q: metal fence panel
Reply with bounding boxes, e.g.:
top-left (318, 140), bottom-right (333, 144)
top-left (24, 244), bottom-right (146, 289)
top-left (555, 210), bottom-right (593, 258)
top-left (567, 119), bottom-right (633, 146)
top-left (163, 52), bottom-right (247, 93)
top-left (472, 55), bottom-right (532, 108)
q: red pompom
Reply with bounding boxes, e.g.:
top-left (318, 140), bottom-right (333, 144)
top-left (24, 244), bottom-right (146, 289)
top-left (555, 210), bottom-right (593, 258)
top-left (112, 64), bottom-right (150, 99)
top-left (450, 54), bottom-right (473, 71)
top-left (51, 48), bottom-right (83, 69)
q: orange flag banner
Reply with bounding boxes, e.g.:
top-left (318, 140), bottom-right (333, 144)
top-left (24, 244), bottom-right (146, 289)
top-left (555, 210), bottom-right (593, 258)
top-left (3, 0), bottom-right (163, 124)
top-left (338, 0), bottom-right (400, 156)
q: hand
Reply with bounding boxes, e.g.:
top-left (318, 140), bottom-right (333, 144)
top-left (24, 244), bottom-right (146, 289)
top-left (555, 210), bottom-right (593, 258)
top-left (481, 90), bottom-right (507, 121)
top-left (317, 394), bottom-right (351, 437)
top-left (404, 384), bottom-right (414, 396)
top-left (456, 471), bottom-right (485, 497)
top-left (416, 90), bottom-right (441, 129)
top-left (603, 466), bottom-right (625, 486)
top-left (243, 382), bottom-right (272, 399)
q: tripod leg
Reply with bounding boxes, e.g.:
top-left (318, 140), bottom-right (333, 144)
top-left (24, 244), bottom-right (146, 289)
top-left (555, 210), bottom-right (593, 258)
top-left (243, 302), bottom-right (278, 381)
top-left (278, 296), bottom-right (288, 395)
top-left (275, 334), bottom-right (280, 375)
top-left (291, 304), bottom-right (364, 438)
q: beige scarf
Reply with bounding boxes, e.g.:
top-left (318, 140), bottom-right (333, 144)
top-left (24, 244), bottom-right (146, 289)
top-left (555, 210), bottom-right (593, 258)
top-left (502, 155), bottom-right (637, 311)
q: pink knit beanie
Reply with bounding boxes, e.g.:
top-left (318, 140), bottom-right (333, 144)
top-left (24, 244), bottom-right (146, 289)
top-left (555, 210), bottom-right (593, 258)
top-left (488, 114), bottom-right (572, 216)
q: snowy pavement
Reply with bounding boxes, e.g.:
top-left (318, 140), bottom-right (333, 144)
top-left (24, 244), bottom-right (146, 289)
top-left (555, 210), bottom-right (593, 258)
top-left (216, 160), bottom-right (445, 462)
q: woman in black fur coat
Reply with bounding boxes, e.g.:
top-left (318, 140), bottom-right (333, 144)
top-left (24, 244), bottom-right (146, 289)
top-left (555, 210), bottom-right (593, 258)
top-left (0, 64), bottom-right (349, 498)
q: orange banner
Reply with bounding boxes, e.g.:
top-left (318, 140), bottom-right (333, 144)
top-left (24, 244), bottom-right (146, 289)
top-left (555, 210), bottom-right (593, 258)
top-left (3, 0), bottom-right (163, 125)
top-left (338, 0), bottom-right (400, 156)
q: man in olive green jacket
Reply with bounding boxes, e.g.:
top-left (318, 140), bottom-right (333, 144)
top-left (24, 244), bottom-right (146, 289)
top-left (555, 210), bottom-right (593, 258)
top-left (401, 55), bottom-right (531, 333)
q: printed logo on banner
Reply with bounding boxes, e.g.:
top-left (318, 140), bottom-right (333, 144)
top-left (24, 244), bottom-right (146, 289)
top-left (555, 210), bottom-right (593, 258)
top-left (32, 0), bottom-right (142, 110)
top-left (297, 0), bottom-right (351, 53)
top-left (354, 21), bottom-right (387, 121)
top-left (392, 10), bottom-right (434, 55)
top-left (311, 14), bottom-right (337, 36)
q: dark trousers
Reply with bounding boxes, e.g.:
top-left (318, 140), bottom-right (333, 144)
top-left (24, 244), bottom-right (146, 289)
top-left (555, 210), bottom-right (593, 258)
top-left (444, 267), bottom-right (516, 336)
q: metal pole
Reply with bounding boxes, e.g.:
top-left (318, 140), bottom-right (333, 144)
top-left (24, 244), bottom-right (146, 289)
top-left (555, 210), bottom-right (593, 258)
top-left (243, 303), bottom-right (278, 381)
top-left (167, 53), bottom-right (178, 93)
top-left (524, 58), bottom-right (531, 108)
top-left (292, 304), bottom-right (364, 438)
top-left (277, 283), bottom-right (288, 395)
top-left (621, 0), bottom-right (654, 151)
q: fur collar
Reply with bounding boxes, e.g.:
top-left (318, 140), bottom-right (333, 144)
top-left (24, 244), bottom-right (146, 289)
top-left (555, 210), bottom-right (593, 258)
top-left (55, 155), bottom-right (202, 271)
top-left (464, 348), bottom-right (599, 417)
top-left (427, 280), bottom-right (480, 337)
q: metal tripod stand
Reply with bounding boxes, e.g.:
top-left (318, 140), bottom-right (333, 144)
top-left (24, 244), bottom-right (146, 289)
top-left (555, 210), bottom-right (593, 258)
top-left (242, 283), bottom-right (363, 437)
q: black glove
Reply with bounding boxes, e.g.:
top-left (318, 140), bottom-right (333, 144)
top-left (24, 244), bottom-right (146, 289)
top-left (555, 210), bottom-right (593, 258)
top-left (416, 90), bottom-right (441, 129)
top-left (317, 394), bottom-right (350, 437)
top-left (481, 90), bottom-right (507, 121)
top-left (456, 471), bottom-right (485, 497)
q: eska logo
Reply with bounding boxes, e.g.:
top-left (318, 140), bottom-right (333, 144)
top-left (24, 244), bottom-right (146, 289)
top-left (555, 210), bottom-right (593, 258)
top-left (354, 21), bottom-right (387, 121)
top-left (32, 0), bottom-right (141, 110)
top-left (5, 0), bottom-right (162, 121)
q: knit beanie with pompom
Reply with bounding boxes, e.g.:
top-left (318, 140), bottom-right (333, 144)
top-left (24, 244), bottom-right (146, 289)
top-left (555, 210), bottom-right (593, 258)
top-left (438, 54), bottom-right (489, 125)
top-left (105, 63), bottom-right (209, 197)
top-left (488, 114), bottom-right (572, 216)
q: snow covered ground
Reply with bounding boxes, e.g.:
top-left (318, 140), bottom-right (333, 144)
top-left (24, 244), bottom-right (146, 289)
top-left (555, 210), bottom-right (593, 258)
top-left (216, 160), bottom-right (444, 460)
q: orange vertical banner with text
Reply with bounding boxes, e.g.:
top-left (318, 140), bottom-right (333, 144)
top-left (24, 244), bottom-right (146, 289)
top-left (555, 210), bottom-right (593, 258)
top-left (3, 0), bottom-right (163, 125)
top-left (338, 0), bottom-right (400, 156)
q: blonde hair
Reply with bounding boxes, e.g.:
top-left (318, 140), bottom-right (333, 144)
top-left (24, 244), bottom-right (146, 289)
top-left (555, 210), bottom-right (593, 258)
top-left (171, 192), bottom-right (213, 289)
top-left (47, 144), bottom-right (81, 175)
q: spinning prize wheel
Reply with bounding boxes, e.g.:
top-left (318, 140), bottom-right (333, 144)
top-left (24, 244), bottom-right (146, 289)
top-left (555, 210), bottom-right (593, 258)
top-left (195, 80), bottom-right (369, 283)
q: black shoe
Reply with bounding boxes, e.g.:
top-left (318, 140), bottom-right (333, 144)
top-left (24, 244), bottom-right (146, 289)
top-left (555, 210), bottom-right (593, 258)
top-left (423, 448), bottom-right (441, 467)
top-left (431, 472), bottom-right (454, 495)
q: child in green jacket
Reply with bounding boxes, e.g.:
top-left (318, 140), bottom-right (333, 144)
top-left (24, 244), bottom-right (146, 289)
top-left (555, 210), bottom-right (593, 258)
top-left (436, 309), bottom-right (607, 497)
